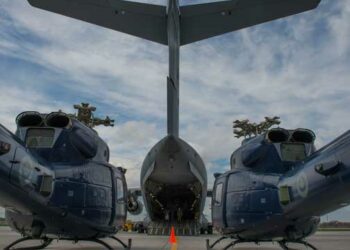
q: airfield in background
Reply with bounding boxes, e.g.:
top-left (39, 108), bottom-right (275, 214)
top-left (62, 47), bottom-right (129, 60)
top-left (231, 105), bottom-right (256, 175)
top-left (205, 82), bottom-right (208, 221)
top-left (0, 227), bottom-right (349, 250)
top-left (2, 201), bottom-right (350, 223)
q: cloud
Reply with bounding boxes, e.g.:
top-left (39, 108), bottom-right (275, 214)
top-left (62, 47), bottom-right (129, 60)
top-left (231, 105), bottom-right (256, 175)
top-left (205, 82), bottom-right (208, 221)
top-left (0, 84), bottom-right (70, 130)
top-left (98, 121), bottom-right (160, 186)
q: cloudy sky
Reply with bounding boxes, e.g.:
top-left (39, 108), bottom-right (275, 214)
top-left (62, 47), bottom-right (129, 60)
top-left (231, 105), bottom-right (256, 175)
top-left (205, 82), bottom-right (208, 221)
top-left (0, 0), bottom-right (350, 221)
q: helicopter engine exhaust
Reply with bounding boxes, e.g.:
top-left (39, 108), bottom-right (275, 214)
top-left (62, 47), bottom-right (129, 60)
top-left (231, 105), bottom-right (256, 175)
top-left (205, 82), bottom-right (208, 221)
top-left (267, 128), bottom-right (289, 143)
top-left (16, 112), bottom-right (43, 127)
top-left (46, 112), bottom-right (71, 128)
top-left (291, 129), bottom-right (315, 144)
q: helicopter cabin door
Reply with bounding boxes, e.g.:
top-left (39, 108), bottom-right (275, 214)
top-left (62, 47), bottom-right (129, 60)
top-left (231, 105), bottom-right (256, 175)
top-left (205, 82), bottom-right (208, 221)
top-left (9, 147), bottom-right (39, 192)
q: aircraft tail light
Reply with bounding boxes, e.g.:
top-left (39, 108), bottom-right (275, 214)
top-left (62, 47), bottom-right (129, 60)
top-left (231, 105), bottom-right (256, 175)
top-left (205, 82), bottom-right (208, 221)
top-left (0, 141), bottom-right (11, 155)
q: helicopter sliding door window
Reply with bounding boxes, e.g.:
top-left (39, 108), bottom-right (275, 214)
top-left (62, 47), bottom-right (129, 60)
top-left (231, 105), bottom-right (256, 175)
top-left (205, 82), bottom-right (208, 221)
top-left (214, 183), bottom-right (223, 206)
top-left (116, 178), bottom-right (124, 200)
top-left (115, 178), bottom-right (125, 216)
top-left (26, 128), bottom-right (55, 148)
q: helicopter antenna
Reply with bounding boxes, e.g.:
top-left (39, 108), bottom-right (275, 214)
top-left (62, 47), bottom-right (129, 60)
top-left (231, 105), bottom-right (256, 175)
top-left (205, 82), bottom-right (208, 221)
top-left (233, 116), bottom-right (280, 139)
top-left (73, 103), bottom-right (115, 128)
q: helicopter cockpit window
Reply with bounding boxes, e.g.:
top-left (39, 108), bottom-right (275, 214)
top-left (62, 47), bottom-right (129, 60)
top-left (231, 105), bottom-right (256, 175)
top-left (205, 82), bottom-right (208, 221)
top-left (280, 143), bottom-right (306, 162)
top-left (26, 129), bottom-right (55, 148)
top-left (214, 183), bottom-right (223, 206)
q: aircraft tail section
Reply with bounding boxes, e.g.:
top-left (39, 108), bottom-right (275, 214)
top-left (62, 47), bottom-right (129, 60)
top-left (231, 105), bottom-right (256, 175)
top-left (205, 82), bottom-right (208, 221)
top-left (27, 0), bottom-right (168, 45)
top-left (180, 0), bottom-right (321, 45)
top-left (28, 0), bottom-right (321, 46)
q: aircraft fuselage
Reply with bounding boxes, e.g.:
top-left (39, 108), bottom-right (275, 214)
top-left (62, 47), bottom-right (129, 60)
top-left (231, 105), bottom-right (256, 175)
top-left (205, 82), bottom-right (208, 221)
top-left (141, 136), bottom-right (207, 234)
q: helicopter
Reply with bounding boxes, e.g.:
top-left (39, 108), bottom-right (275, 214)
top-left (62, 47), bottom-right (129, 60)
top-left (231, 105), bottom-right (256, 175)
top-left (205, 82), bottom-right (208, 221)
top-left (207, 117), bottom-right (350, 250)
top-left (0, 104), bottom-right (131, 250)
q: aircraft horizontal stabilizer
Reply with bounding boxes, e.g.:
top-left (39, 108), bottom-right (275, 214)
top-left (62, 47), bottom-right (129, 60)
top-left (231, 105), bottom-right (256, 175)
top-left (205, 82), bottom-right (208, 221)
top-left (180, 0), bottom-right (321, 45)
top-left (28, 0), bottom-right (321, 46)
top-left (27, 0), bottom-right (168, 44)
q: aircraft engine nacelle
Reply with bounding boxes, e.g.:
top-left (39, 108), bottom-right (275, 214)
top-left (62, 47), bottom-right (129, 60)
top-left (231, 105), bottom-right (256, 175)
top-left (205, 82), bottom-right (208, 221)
top-left (241, 142), bottom-right (267, 166)
top-left (127, 194), bottom-right (143, 215)
top-left (239, 128), bottom-right (316, 167)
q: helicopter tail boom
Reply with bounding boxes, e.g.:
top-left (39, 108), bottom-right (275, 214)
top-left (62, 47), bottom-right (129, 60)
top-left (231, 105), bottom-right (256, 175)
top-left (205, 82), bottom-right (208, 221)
top-left (279, 130), bottom-right (350, 218)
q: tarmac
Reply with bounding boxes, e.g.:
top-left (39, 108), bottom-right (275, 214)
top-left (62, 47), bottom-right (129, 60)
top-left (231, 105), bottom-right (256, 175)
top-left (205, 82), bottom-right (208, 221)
top-left (0, 227), bottom-right (349, 250)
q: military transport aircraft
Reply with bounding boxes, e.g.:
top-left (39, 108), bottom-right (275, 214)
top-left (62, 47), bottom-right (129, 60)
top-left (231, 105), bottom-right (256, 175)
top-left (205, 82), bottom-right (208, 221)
top-left (207, 118), bottom-right (350, 250)
top-left (26, 0), bottom-right (321, 236)
top-left (0, 104), bottom-right (131, 249)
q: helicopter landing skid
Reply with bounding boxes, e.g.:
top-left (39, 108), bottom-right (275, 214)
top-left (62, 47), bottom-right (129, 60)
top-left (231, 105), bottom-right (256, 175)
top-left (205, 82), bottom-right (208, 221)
top-left (3, 236), bottom-right (132, 250)
top-left (109, 236), bottom-right (132, 249)
top-left (206, 238), bottom-right (248, 250)
top-left (66, 236), bottom-right (132, 250)
top-left (206, 237), bottom-right (228, 249)
top-left (278, 240), bottom-right (318, 250)
top-left (206, 237), bottom-right (318, 250)
top-left (3, 237), bottom-right (53, 250)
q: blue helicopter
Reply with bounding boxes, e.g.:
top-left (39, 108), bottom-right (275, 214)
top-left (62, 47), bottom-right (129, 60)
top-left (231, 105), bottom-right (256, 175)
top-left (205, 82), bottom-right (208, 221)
top-left (207, 117), bottom-right (350, 250)
top-left (0, 104), bottom-right (131, 250)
